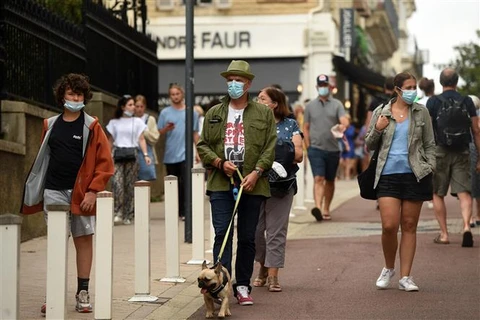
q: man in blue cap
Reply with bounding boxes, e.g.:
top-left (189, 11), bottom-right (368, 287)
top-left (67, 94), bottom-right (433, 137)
top-left (304, 74), bottom-right (350, 221)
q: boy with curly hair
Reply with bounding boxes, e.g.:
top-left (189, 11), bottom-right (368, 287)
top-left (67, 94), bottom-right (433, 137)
top-left (22, 73), bottom-right (114, 314)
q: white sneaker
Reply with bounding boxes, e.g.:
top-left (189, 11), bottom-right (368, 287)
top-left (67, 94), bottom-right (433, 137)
top-left (376, 267), bottom-right (395, 289)
top-left (123, 219), bottom-right (132, 225)
top-left (235, 285), bottom-right (253, 305)
top-left (427, 201), bottom-right (434, 209)
top-left (113, 216), bottom-right (122, 224)
top-left (75, 290), bottom-right (92, 313)
top-left (398, 276), bottom-right (419, 292)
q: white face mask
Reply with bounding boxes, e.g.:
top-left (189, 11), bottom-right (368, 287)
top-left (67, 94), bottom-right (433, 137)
top-left (124, 110), bottom-right (134, 117)
top-left (64, 100), bottom-right (85, 112)
top-left (318, 87), bottom-right (329, 97)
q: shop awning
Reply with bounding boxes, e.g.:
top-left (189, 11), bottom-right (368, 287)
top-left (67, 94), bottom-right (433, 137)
top-left (158, 58), bottom-right (303, 95)
top-left (332, 55), bottom-right (385, 93)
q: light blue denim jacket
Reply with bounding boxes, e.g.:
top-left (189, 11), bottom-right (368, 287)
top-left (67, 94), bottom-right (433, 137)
top-left (365, 100), bottom-right (436, 189)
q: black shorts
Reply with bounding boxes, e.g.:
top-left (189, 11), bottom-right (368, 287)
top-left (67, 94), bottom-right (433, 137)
top-left (376, 173), bottom-right (433, 201)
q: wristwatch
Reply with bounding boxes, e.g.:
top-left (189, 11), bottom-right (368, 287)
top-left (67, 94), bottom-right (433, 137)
top-left (254, 167), bottom-right (263, 177)
top-left (143, 153), bottom-right (149, 157)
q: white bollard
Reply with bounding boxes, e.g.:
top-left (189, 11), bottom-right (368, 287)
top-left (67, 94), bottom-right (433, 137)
top-left (45, 204), bottom-right (69, 320)
top-left (160, 176), bottom-right (185, 283)
top-left (129, 181), bottom-right (158, 302)
top-left (294, 156), bottom-right (307, 210)
top-left (305, 157), bottom-right (315, 204)
top-left (95, 191), bottom-right (114, 320)
top-left (188, 169), bottom-right (210, 265)
top-left (1, 214), bottom-right (22, 320)
top-left (205, 204), bottom-right (214, 254)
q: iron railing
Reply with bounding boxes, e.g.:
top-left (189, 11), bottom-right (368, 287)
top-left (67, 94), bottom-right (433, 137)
top-left (0, 0), bottom-right (158, 113)
top-left (84, 0), bottom-right (158, 109)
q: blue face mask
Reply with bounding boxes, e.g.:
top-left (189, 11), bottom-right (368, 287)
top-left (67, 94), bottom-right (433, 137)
top-left (64, 100), bottom-right (85, 112)
top-left (227, 80), bottom-right (245, 99)
top-left (318, 87), bottom-right (329, 97)
top-left (399, 89), bottom-right (417, 104)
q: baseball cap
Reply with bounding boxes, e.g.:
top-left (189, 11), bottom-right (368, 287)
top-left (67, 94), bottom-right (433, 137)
top-left (316, 74), bottom-right (329, 86)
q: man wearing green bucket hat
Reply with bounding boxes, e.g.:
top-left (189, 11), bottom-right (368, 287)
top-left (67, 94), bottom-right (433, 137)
top-left (197, 60), bottom-right (277, 306)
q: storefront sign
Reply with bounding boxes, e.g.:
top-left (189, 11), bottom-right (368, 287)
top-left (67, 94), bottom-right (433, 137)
top-left (157, 31), bottom-right (251, 50)
top-left (149, 15), bottom-right (311, 59)
top-left (340, 8), bottom-right (355, 48)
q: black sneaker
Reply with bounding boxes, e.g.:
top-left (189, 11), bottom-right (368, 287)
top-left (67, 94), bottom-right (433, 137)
top-left (461, 231), bottom-right (474, 247)
top-left (311, 207), bottom-right (323, 222)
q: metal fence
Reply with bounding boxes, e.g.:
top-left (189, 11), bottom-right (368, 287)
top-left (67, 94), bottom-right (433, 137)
top-left (84, 1), bottom-right (158, 111)
top-left (0, 0), bottom-right (158, 112)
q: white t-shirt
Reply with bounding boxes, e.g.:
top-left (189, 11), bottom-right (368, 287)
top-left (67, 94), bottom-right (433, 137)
top-left (106, 117), bottom-right (146, 148)
top-left (416, 96), bottom-right (430, 106)
top-left (224, 105), bottom-right (245, 168)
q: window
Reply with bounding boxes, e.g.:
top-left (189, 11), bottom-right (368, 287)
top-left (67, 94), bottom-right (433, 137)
top-left (157, 0), bottom-right (174, 10)
top-left (257, 0), bottom-right (306, 3)
top-left (182, 0), bottom-right (214, 5)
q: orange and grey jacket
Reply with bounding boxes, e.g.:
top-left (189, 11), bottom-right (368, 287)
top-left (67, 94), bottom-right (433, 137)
top-left (21, 112), bottom-right (114, 216)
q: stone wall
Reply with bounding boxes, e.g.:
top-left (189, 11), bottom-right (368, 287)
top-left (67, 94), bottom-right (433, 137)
top-left (0, 93), bottom-right (165, 241)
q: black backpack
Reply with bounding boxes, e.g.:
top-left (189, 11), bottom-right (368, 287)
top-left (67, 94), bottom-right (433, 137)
top-left (435, 95), bottom-right (471, 150)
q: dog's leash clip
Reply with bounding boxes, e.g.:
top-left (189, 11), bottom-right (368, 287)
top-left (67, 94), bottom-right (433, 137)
top-left (230, 176), bottom-right (239, 201)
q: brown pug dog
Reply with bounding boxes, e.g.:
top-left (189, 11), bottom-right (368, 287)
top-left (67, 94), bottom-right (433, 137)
top-left (198, 261), bottom-right (232, 318)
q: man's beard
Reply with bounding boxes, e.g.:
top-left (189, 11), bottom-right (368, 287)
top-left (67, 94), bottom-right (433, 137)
top-left (171, 98), bottom-right (183, 104)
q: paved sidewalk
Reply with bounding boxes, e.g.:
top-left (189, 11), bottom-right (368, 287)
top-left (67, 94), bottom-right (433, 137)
top-left (17, 179), bottom-right (479, 319)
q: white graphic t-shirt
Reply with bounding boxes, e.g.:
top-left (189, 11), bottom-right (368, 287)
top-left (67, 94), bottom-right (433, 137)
top-left (224, 105), bottom-right (245, 168)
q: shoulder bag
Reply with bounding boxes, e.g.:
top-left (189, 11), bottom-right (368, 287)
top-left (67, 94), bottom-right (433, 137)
top-left (113, 118), bottom-right (137, 163)
top-left (357, 106), bottom-right (385, 200)
top-left (357, 139), bottom-right (381, 200)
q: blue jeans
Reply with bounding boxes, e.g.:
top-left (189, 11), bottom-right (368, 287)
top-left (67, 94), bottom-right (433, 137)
top-left (210, 191), bottom-right (264, 289)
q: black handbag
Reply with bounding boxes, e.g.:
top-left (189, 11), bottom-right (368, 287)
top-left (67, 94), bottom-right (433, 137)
top-left (357, 138), bottom-right (381, 200)
top-left (114, 147), bottom-right (137, 163)
top-left (270, 176), bottom-right (297, 198)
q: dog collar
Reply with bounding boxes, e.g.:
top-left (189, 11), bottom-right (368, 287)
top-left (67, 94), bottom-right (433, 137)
top-left (208, 269), bottom-right (229, 299)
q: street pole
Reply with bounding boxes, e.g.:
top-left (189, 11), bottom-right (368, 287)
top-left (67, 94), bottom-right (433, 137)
top-left (140, 0), bottom-right (147, 34)
top-left (184, 0), bottom-right (194, 243)
top-left (344, 46), bottom-right (350, 103)
top-left (0, 0), bottom-right (6, 138)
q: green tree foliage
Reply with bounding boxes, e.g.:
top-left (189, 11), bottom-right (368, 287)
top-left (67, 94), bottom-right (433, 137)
top-left (444, 30), bottom-right (480, 96)
top-left (37, 0), bottom-right (83, 24)
top-left (44, 0), bottom-right (83, 23)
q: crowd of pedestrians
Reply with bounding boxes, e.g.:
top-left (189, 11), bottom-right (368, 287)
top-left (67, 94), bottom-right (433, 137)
top-left (20, 60), bottom-right (479, 315)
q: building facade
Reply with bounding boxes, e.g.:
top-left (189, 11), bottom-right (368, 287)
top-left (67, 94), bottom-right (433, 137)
top-left (143, 0), bottom-right (422, 122)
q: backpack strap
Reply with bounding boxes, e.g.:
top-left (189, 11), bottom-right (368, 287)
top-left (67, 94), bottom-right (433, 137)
top-left (437, 94), bottom-right (467, 106)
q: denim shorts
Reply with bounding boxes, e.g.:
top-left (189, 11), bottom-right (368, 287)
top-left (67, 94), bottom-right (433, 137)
top-left (377, 173), bottom-right (433, 201)
top-left (307, 147), bottom-right (340, 181)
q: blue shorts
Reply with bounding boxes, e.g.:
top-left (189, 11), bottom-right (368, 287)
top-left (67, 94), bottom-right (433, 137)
top-left (307, 147), bottom-right (340, 181)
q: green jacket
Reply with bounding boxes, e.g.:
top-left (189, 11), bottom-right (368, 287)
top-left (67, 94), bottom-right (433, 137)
top-left (197, 95), bottom-right (277, 197)
top-left (365, 100), bottom-right (436, 189)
